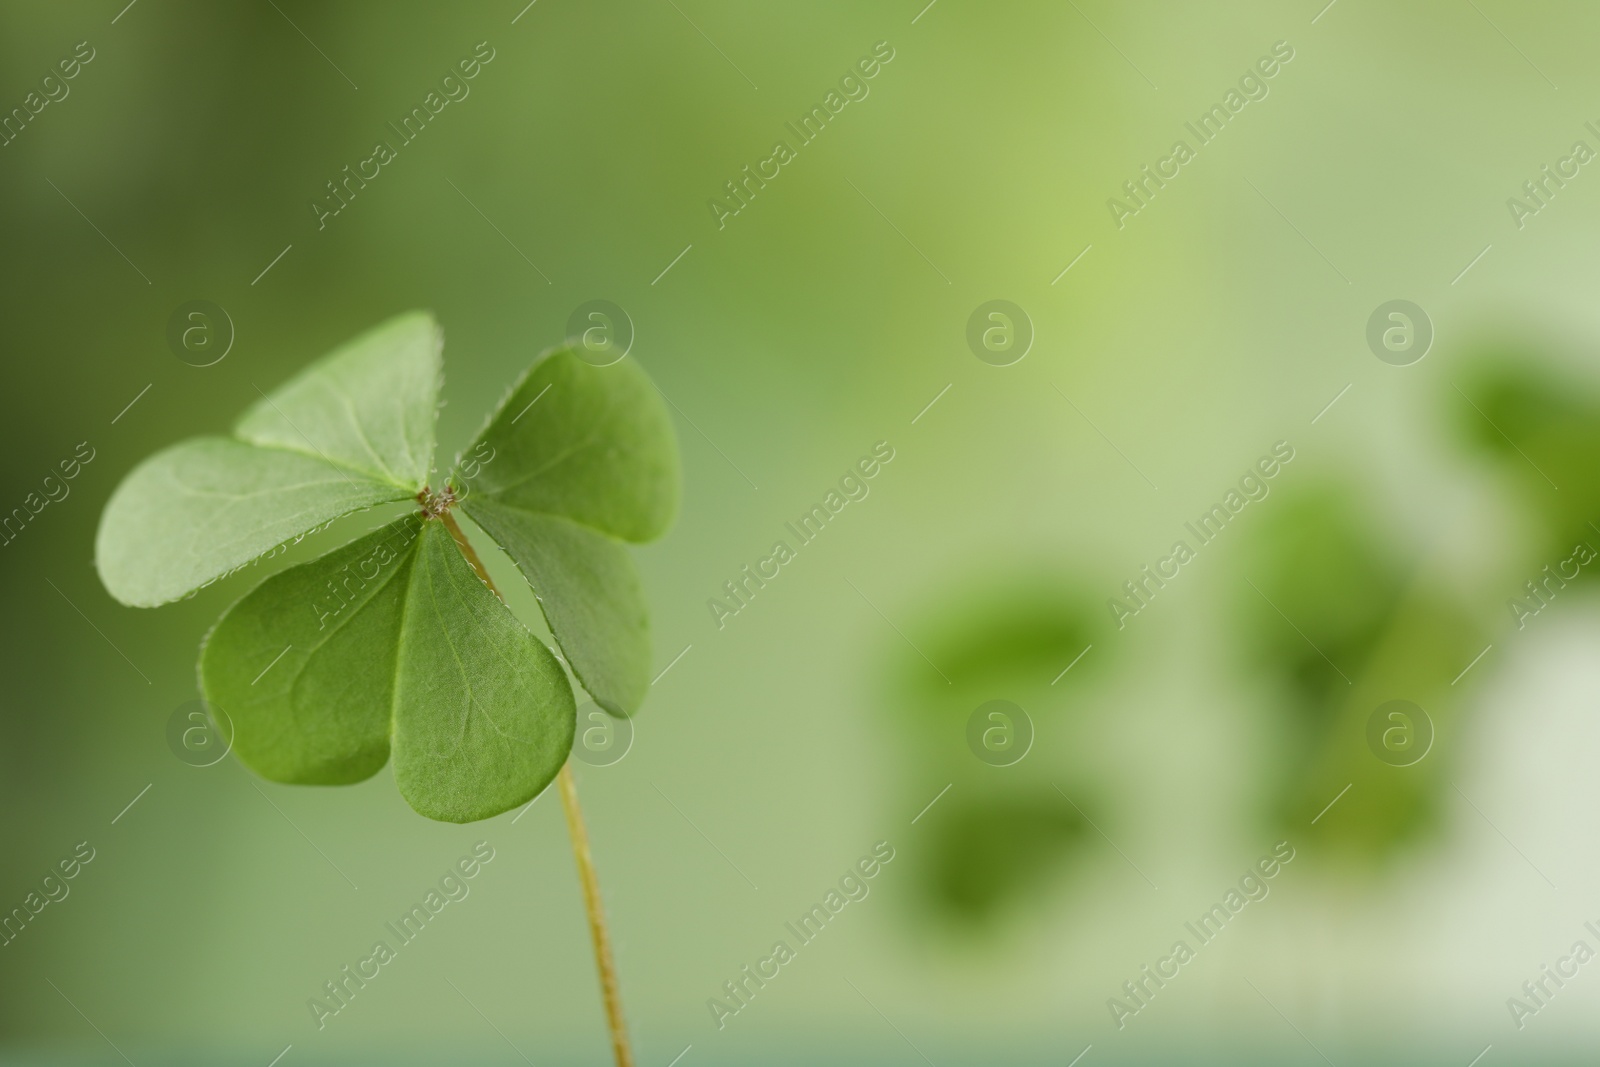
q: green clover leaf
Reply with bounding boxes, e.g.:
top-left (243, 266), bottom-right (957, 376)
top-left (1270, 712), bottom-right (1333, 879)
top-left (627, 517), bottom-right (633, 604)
top-left (458, 348), bottom-right (680, 717)
top-left (96, 311), bottom-right (442, 607)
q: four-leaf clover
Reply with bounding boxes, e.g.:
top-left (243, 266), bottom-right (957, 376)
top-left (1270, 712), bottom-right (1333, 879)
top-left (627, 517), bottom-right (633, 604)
top-left (95, 311), bottom-right (679, 821)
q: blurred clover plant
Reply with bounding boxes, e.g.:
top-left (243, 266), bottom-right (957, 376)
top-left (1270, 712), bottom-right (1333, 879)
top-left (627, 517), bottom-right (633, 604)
top-left (884, 576), bottom-right (1101, 928)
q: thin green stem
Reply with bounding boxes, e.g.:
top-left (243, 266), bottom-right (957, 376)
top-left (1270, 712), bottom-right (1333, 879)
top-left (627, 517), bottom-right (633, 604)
top-left (557, 764), bottom-right (634, 1067)
top-left (439, 509), bottom-right (634, 1067)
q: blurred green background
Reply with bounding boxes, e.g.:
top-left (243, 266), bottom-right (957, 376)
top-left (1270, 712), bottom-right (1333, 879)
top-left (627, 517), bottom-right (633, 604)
top-left (5, 0), bottom-right (1600, 1063)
